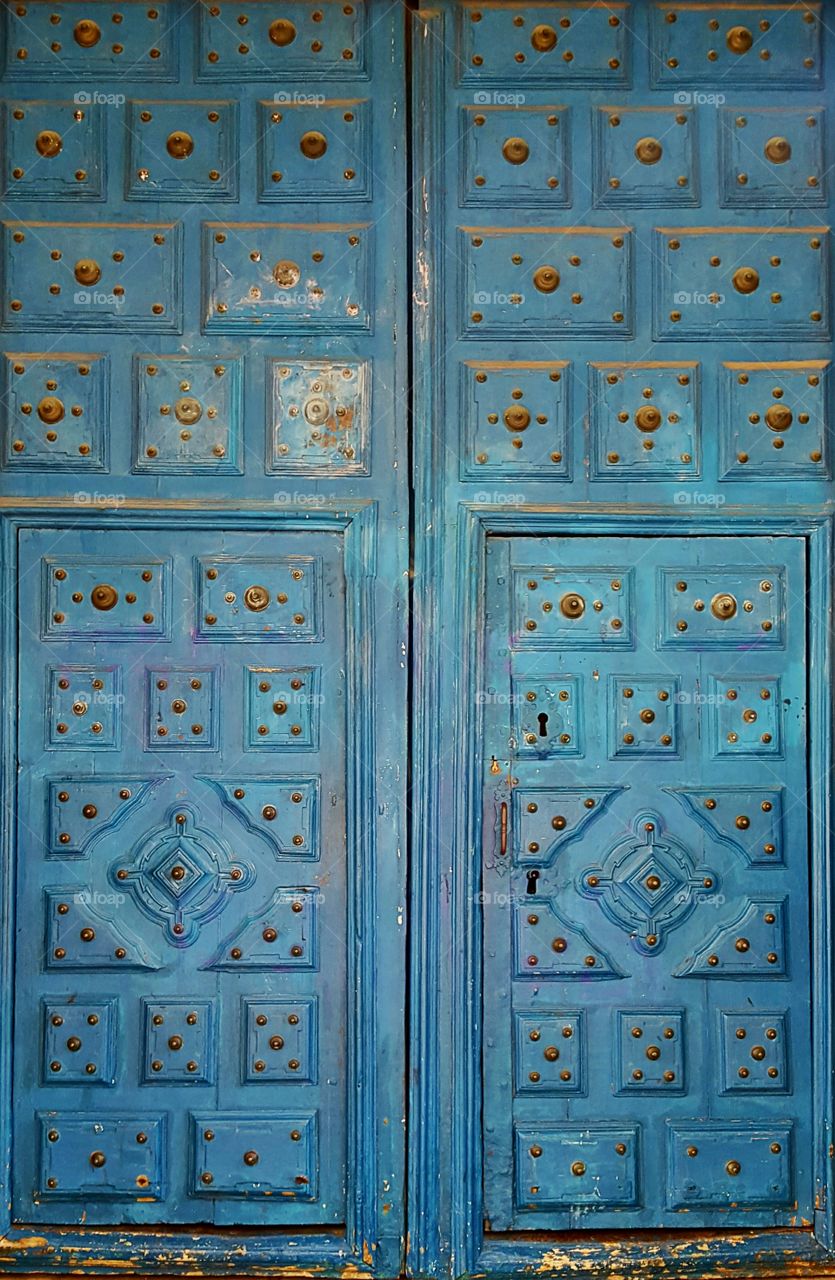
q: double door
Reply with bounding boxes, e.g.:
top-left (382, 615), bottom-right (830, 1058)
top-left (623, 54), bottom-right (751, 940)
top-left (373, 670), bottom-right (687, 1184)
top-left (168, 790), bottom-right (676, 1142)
top-left (0, 2), bottom-right (832, 1277)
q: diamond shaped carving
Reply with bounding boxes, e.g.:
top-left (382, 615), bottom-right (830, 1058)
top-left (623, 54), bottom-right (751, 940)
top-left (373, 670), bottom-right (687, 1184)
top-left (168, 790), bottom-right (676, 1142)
top-left (110, 805), bottom-right (253, 947)
top-left (581, 811), bottom-right (718, 955)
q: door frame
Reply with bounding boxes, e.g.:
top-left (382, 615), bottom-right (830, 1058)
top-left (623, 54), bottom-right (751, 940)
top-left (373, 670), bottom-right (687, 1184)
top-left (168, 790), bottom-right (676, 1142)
top-left (410, 495), bottom-right (835, 1276)
top-left (0, 500), bottom-right (405, 1276)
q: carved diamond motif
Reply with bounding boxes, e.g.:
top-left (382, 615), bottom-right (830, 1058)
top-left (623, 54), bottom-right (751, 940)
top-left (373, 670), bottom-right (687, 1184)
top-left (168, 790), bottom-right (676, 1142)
top-left (111, 805), bottom-right (254, 947)
top-left (581, 811), bottom-right (718, 955)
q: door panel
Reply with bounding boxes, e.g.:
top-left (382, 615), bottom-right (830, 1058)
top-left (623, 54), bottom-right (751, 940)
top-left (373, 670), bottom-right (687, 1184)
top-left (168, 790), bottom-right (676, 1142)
top-left (16, 526), bottom-right (348, 1225)
top-left (409, 1), bottom-right (833, 1269)
top-left (1, 0), bottom-right (406, 1270)
top-left (482, 535), bottom-right (811, 1231)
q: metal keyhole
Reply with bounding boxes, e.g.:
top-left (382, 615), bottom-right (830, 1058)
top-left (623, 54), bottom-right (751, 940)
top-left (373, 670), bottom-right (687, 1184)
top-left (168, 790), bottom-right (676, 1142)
top-left (537, 712), bottom-right (549, 737)
top-left (526, 871), bottom-right (540, 895)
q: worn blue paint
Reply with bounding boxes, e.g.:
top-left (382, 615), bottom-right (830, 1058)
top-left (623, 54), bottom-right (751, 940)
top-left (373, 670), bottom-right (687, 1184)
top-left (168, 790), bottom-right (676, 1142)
top-left (411, 2), bottom-right (835, 1277)
top-left (0, 0), bottom-right (406, 1273)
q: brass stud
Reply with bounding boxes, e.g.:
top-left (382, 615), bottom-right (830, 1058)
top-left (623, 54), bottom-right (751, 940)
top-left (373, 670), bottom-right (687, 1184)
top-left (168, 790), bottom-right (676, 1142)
top-left (300, 130), bottom-right (327, 159)
top-left (764, 136), bottom-right (791, 164)
top-left (533, 265), bottom-right (559, 294)
top-left (166, 131), bottom-right (194, 160)
top-left (732, 266), bottom-right (759, 295)
top-left (73, 18), bottom-right (101, 46)
top-left (502, 137), bottom-right (530, 165)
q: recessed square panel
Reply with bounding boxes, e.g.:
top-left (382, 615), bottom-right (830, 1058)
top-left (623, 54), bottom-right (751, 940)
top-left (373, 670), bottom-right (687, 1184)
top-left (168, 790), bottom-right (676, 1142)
top-left (457, 1), bottom-right (630, 85)
top-left (511, 675), bottom-right (581, 756)
top-left (190, 1112), bottom-right (317, 1198)
top-left (653, 228), bottom-right (828, 341)
top-left (42, 999), bottom-right (118, 1085)
top-left (126, 100), bottom-right (238, 200)
top-left (43, 557), bottom-right (170, 640)
top-left (460, 360), bottom-right (570, 481)
top-left (46, 666), bottom-right (121, 749)
top-left (203, 222), bottom-right (372, 334)
top-left (720, 361), bottom-right (828, 479)
top-left (594, 107), bottom-right (698, 207)
top-left (650, 4), bottom-right (821, 86)
top-left (134, 355), bottom-right (242, 473)
top-left (258, 99), bottom-right (370, 201)
top-left (719, 107), bottom-right (825, 208)
top-left (2, 220), bottom-right (182, 333)
top-left (512, 567), bottom-right (633, 649)
top-left (3, 352), bottom-right (108, 472)
top-left (197, 1), bottom-right (367, 80)
top-left (719, 1012), bottom-right (789, 1093)
top-left (195, 556), bottom-right (322, 642)
top-left (616, 1011), bottom-right (685, 1092)
top-left (268, 359), bottom-right (368, 475)
top-left (707, 677), bottom-right (782, 757)
top-left (589, 362), bottom-right (699, 479)
top-left (667, 1123), bottom-right (793, 1209)
top-left (4, 2), bottom-right (176, 79)
top-left (610, 678), bottom-right (679, 757)
top-left (657, 570), bottom-right (784, 648)
top-left (514, 1125), bottom-right (639, 1211)
top-left (513, 1012), bottom-right (584, 1094)
top-left (142, 1000), bottom-right (215, 1084)
top-left (2, 100), bottom-right (105, 200)
top-left (461, 227), bottom-right (633, 339)
top-left (38, 1113), bottom-right (166, 1198)
top-left (147, 669), bottom-right (219, 749)
top-left (245, 668), bottom-right (321, 750)
top-left (242, 998), bottom-right (317, 1083)
top-left (460, 106), bottom-right (570, 207)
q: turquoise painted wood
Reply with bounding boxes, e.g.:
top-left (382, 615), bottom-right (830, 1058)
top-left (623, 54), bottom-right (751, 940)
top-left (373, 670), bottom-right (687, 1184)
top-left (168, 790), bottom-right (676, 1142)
top-left (410, 2), bottom-right (835, 1278)
top-left (0, 1), bottom-right (406, 1274)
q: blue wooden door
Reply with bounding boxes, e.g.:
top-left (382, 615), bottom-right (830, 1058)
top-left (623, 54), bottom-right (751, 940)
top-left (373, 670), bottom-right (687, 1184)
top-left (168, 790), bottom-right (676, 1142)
top-left (409, 2), bottom-right (835, 1276)
top-left (0, 1), bottom-right (406, 1273)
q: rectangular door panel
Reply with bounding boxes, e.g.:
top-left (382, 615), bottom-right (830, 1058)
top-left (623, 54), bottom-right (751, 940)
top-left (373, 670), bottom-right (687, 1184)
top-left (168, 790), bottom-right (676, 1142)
top-left (481, 535), bottom-right (811, 1231)
top-left (16, 526), bottom-right (348, 1227)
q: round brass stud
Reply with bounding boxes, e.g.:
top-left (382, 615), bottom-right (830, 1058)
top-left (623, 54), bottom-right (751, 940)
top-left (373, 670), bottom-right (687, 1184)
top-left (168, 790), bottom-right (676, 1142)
top-left (273, 259), bottom-right (300, 288)
top-left (91, 583), bottom-right (118, 611)
top-left (726, 25), bottom-right (753, 53)
top-left (560, 592), bottom-right (585, 620)
top-left (74, 18), bottom-right (101, 46)
top-left (732, 266), bottom-right (759, 294)
top-left (764, 135), bottom-right (791, 164)
top-left (74, 259), bottom-right (101, 286)
top-left (269, 17), bottom-right (296, 45)
top-left (243, 585), bottom-right (270, 612)
top-left (175, 396), bottom-right (203, 425)
top-left (166, 130), bottom-right (194, 159)
top-left (531, 23), bottom-right (557, 51)
top-left (504, 406), bottom-right (530, 432)
top-left (300, 130), bottom-right (327, 159)
top-left (635, 136), bottom-right (663, 165)
top-left (765, 404), bottom-right (793, 432)
top-left (635, 405), bottom-right (662, 433)
top-left (502, 136), bottom-right (530, 165)
top-left (89, 1150), bottom-right (106, 1167)
top-left (711, 592), bottom-right (737, 620)
top-left (35, 129), bottom-right (63, 157)
top-left (533, 265), bottom-right (559, 294)
top-left (37, 396), bottom-right (64, 424)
